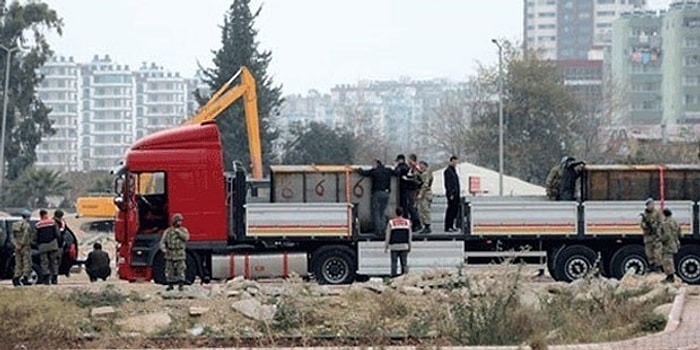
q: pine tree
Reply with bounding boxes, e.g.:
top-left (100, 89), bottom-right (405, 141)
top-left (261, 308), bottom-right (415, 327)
top-left (196, 0), bottom-right (282, 174)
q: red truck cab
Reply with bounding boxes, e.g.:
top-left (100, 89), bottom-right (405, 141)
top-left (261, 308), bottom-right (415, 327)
top-left (114, 123), bottom-right (228, 282)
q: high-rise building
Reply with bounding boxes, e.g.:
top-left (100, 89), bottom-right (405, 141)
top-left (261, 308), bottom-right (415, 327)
top-left (609, 1), bottom-right (700, 125)
top-left (36, 56), bottom-right (81, 171)
top-left (524, 0), bottom-right (647, 60)
top-left (35, 54), bottom-right (200, 171)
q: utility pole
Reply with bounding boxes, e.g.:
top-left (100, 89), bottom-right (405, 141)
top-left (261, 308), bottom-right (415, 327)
top-left (0, 44), bottom-right (19, 206)
top-left (491, 39), bottom-right (504, 196)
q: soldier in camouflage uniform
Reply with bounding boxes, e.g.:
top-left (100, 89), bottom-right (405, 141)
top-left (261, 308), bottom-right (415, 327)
top-left (12, 210), bottom-right (32, 286)
top-left (416, 161), bottom-right (433, 234)
top-left (660, 208), bottom-right (682, 283)
top-left (160, 213), bottom-right (190, 291)
top-left (640, 198), bottom-right (663, 273)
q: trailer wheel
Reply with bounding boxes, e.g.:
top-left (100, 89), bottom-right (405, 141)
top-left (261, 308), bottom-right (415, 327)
top-left (609, 245), bottom-right (648, 279)
top-left (554, 245), bottom-right (597, 283)
top-left (676, 245), bottom-right (700, 285)
top-left (152, 253), bottom-right (167, 285)
top-left (311, 245), bottom-right (356, 285)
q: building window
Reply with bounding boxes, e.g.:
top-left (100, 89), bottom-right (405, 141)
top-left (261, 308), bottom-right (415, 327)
top-left (596, 11), bottom-right (615, 16)
top-left (597, 0), bottom-right (615, 4)
top-left (685, 55), bottom-right (700, 67)
top-left (596, 23), bottom-right (612, 28)
top-left (538, 12), bottom-right (556, 17)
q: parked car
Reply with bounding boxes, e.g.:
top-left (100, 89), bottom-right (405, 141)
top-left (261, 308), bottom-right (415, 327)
top-left (0, 216), bottom-right (79, 284)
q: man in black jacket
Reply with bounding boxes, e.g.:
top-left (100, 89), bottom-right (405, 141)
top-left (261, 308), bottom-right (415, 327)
top-left (394, 154), bottom-right (422, 231)
top-left (36, 209), bottom-right (60, 285)
top-left (560, 158), bottom-right (585, 201)
top-left (85, 242), bottom-right (111, 282)
top-left (443, 156), bottom-right (461, 232)
top-left (357, 159), bottom-right (394, 236)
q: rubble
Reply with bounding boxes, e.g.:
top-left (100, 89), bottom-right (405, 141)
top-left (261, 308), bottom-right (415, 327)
top-left (116, 311), bottom-right (172, 334)
top-left (90, 306), bottom-right (116, 319)
top-left (189, 306), bottom-right (209, 317)
top-left (231, 298), bottom-right (277, 322)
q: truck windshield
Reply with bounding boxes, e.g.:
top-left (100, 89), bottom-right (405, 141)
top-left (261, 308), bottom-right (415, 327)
top-left (134, 172), bottom-right (168, 234)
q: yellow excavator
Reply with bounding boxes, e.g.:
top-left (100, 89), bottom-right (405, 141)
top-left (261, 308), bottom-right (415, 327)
top-left (137, 66), bottom-right (263, 194)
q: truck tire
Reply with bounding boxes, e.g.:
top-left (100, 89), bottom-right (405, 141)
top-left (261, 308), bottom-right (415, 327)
top-left (547, 246), bottom-right (564, 280)
top-left (152, 253), bottom-right (167, 285)
top-left (311, 245), bottom-right (356, 285)
top-left (676, 245), bottom-right (700, 285)
top-left (554, 245), bottom-right (597, 283)
top-left (609, 245), bottom-right (648, 279)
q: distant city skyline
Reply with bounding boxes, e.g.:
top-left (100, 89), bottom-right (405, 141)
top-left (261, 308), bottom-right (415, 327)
top-left (42, 0), bottom-right (672, 96)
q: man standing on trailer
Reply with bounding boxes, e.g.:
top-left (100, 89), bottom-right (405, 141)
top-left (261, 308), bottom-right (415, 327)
top-left (660, 208), bottom-right (681, 283)
top-left (160, 213), bottom-right (190, 291)
top-left (385, 207), bottom-right (412, 277)
top-left (357, 159), bottom-right (394, 236)
top-left (640, 198), bottom-right (663, 272)
top-left (444, 155), bottom-right (461, 232)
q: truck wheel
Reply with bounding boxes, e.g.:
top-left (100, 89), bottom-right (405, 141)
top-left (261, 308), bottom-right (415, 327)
top-left (609, 245), bottom-right (648, 279)
top-left (311, 245), bottom-right (356, 285)
top-left (185, 253), bottom-right (198, 285)
top-left (152, 253), bottom-right (167, 285)
top-left (676, 245), bottom-right (700, 285)
top-left (554, 245), bottom-right (597, 283)
top-left (547, 246), bottom-right (564, 280)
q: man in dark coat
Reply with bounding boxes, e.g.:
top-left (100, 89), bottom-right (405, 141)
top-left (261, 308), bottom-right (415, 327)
top-left (443, 155), bottom-right (461, 232)
top-left (85, 242), bottom-right (111, 282)
top-left (357, 159), bottom-right (394, 236)
top-left (560, 158), bottom-right (585, 201)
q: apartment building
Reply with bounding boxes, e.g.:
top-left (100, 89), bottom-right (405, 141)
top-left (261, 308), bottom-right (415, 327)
top-left (524, 0), bottom-right (647, 60)
top-left (36, 55), bottom-right (199, 172)
top-left (36, 56), bottom-right (81, 171)
top-left (610, 1), bottom-right (700, 125)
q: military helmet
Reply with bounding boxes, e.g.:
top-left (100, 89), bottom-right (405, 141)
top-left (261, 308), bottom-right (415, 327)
top-left (20, 209), bottom-right (31, 218)
top-left (171, 213), bottom-right (184, 224)
top-left (54, 209), bottom-right (64, 218)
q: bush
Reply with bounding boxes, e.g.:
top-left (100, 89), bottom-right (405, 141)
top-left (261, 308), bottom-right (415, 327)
top-left (65, 284), bottom-right (127, 308)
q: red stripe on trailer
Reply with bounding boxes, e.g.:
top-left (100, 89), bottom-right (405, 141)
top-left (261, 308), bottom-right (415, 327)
top-left (283, 251), bottom-right (289, 278)
top-left (229, 254), bottom-right (235, 278)
top-left (244, 253), bottom-right (250, 279)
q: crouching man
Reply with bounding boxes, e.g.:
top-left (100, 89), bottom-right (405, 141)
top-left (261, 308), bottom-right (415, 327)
top-left (85, 243), bottom-right (111, 282)
top-left (385, 207), bottom-right (412, 277)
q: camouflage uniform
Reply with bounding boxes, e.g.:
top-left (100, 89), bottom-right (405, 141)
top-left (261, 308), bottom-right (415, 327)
top-left (544, 164), bottom-right (562, 200)
top-left (660, 214), bottom-right (681, 276)
top-left (640, 207), bottom-right (663, 269)
top-left (12, 218), bottom-right (32, 282)
top-left (416, 164), bottom-right (433, 234)
top-left (160, 214), bottom-right (190, 289)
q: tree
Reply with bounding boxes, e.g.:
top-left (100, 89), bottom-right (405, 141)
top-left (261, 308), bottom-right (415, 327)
top-left (466, 41), bottom-right (584, 184)
top-left (1, 1), bottom-right (62, 181)
top-left (196, 0), bottom-right (282, 173)
top-left (5, 168), bottom-right (70, 208)
top-left (282, 121), bottom-right (357, 165)
top-left (336, 105), bottom-right (392, 164)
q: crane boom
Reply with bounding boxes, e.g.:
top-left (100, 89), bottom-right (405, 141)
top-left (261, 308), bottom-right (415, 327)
top-left (184, 66), bottom-right (263, 179)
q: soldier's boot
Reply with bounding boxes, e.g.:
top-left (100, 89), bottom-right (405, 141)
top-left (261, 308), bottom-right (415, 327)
top-left (166, 284), bottom-right (174, 291)
top-left (420, 224), bottom-right (432, 234)
top-left (12, 277), bottom-right (21, 286)
top-left (42, 275), bottom-right (50, 285)
top-left (50, 275), bottom-right (58, 285)
top-left (178, 281), bottom-right (184, 291)
top-left (20, 277), bottom-right (29, 286)
top-left (663, 274), bottom-right (675, 284)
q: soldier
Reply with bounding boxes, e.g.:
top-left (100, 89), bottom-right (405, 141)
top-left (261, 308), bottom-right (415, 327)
top-left (35, 209), bottom-right (60, 285)
top-left (640, 198), bottom-right (663, 273)
top-left (660, 208), bottom-right (682, 283)
top-left (160, 213), bottom-right (190, 291)
top-left (11, 210), bottom-right (32, 286)
top-left (385, 207), bottom-right (412, 277)
top-left (545, 157), bottom-right (569, 200)
top-left (416, 161), bottom-right (433, 234)
top-left (85, 242), bottom-right (111, 282)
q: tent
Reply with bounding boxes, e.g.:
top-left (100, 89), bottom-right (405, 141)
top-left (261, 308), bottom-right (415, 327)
top-left (431, 161), bottom-right (546, 197)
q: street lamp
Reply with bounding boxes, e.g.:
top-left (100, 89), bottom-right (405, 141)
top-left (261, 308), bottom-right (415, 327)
top-left (491, 38), bottom-right (504, 197)
top-left (0, 44), bottom-right (20, 205)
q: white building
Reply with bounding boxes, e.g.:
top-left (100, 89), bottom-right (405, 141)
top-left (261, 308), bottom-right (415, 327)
top-left (524, 0), bottom-right (647, 60)
top-left (35, 54), bottom-right (201, 171)
top-left (36, 56), bottom-right (81, 171)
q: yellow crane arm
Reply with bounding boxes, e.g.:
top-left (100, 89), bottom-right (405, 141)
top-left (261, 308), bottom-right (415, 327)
top-left (184, 66), bottom-right (263, 180)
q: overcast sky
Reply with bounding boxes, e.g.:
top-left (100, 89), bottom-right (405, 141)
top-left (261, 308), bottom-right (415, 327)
top-left (42, 0), bottom-right (672, 95)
